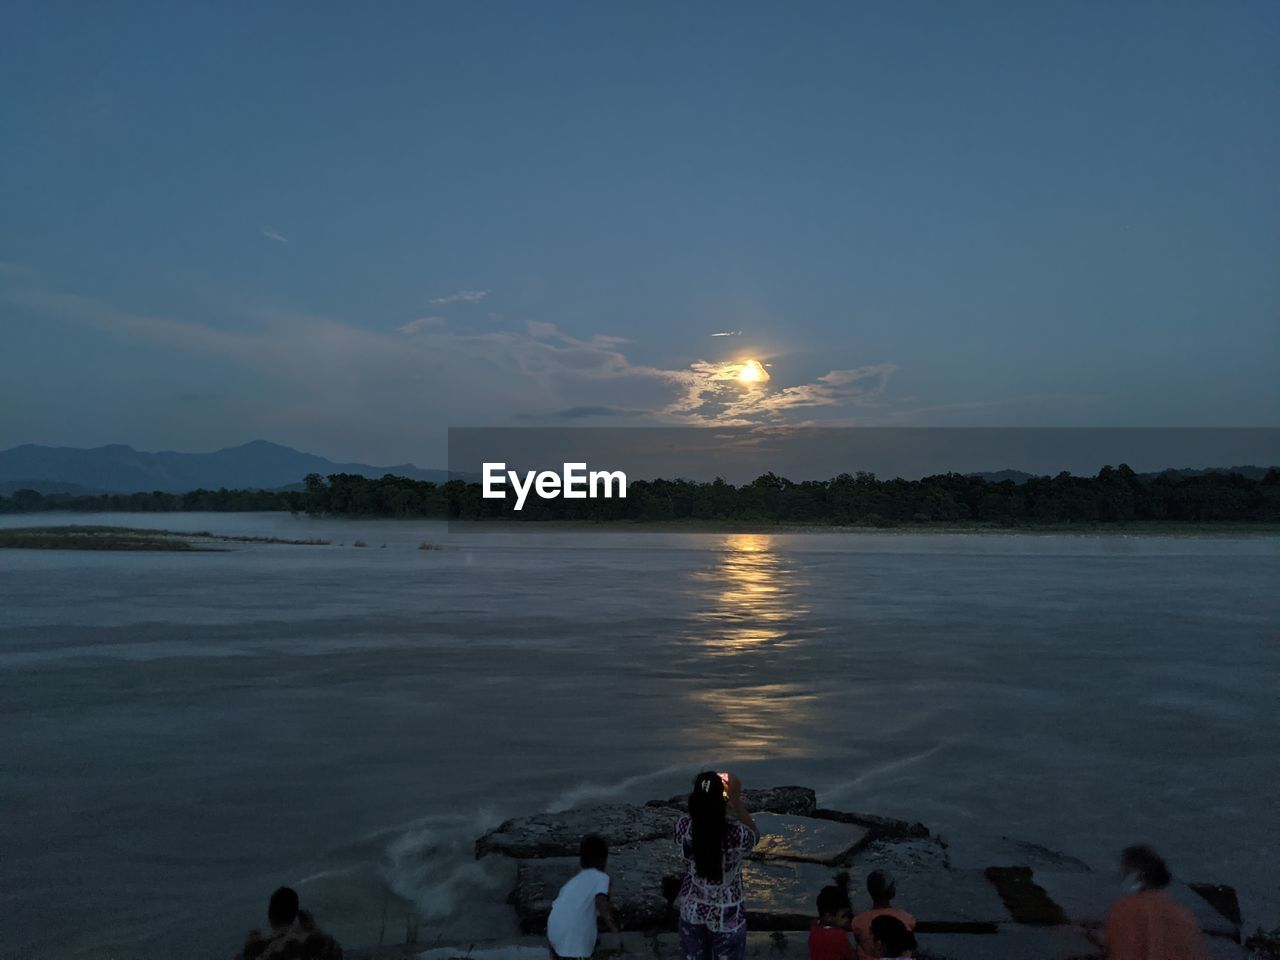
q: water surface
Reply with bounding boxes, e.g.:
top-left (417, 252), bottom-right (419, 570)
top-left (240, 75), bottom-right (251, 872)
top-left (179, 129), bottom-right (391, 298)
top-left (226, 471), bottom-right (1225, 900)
top-left (1, 513), bottom-right (1276, 958)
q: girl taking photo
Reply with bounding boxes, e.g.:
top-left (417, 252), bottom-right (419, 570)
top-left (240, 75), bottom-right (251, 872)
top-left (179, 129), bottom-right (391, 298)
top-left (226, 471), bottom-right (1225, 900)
top-left (673, 771), bottom-right (759, 960)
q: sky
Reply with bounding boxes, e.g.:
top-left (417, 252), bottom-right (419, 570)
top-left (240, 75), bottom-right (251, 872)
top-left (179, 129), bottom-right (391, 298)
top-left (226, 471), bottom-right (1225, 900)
top-left (2, 1), bottom-right (1277, 468)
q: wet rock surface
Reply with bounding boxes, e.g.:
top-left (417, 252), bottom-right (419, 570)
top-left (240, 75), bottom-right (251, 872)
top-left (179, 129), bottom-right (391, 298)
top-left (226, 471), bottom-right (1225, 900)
top-left (749, 813), bottom-right (869, 865)
top-left (476, 803), bottom-right (681, 859)
top-left (465, 785), bottom-right (1243, 954)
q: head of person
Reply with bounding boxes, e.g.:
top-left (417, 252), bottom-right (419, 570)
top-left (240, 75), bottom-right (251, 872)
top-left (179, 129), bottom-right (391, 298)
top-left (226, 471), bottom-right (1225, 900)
top-left (580, 833), bottom-right (609, 871)
top-left (688, 770), bottom-right (729, 883)
top-left (267, 886), bottom-right (300, 930)
top-left (816, 874), bottom-right (853, 929)
top-left (866, 869), bottom-right (896, 906)
top-left (869, 915), bottom-right (916, 958)
top-left (1120, 844), bottom-right (1172, 890)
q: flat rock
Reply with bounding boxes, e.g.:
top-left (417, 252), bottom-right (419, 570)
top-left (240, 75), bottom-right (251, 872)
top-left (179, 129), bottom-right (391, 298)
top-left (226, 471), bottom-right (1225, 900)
top-left (888, 867), bottom-right (1013, 930)
top-left (853, 836), bottom-right (951, 872)
top-left (510, 841), bottom-right (682, 932)
top-left (812, 808), bottom-right (931, 841)
top-left (648, 786), bottom-right (817, 817)
top-left (750, 814), bottom-right (870, 866)
top-left (1030, 873), bottom-right (1239, 939)
top-left (913, 927), bottom-right (1100, 960)
top-left (477, 803), bottom-right (681, 859)
top-left (741, 861), bottom-right (1011, 931)
top-left (743, 859), bottom-right (849, 928)
top-left (940, 834), bottom-right (1092, 873)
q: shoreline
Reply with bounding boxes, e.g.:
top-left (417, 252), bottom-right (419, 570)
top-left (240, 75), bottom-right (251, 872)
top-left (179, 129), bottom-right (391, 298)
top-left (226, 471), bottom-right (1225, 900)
top-left (4, 514), bottom-right (1279, 541)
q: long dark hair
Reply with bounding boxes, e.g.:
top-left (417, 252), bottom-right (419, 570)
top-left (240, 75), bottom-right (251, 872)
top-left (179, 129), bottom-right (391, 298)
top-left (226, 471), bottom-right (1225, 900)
top-left (688, 771), bottom-right (728, 882)
top-left (1121, 844), bottom-right (1172, 889)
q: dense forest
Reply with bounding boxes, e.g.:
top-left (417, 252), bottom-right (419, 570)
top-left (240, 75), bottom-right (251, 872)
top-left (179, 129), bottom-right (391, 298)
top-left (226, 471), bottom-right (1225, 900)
top-left (2, 465), bottom-right (1278, 525)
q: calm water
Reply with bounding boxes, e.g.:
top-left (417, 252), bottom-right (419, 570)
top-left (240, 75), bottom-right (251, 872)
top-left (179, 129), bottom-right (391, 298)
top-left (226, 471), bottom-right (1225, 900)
top-left (1, 513), bottom-right (1277, 958)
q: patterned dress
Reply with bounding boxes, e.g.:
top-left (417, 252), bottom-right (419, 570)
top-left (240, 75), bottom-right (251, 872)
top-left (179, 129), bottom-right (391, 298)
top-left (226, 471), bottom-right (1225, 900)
top-left (673, 814), bottom-right (759, 960)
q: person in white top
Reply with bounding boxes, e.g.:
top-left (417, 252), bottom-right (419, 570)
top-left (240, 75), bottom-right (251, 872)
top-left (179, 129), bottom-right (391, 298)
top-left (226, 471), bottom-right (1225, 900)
top-left (546, 834), bottom-right (622, 959)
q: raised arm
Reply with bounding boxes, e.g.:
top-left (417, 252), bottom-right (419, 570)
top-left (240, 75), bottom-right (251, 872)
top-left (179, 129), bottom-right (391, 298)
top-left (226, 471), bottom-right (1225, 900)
top-left (726, 773), bottom-right (758, 837)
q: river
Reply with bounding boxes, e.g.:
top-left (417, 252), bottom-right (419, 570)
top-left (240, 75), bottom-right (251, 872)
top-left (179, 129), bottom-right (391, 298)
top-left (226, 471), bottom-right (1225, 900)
top-left (1, 512), bottom-right (1276, 958)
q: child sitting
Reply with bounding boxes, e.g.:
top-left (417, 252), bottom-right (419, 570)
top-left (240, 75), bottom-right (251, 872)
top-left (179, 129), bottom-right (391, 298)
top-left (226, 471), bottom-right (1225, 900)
top-left (808, 875), bottom-right (855, 960)
top-left (546, 834), bottom-right (622, 960)
top-left (868, 915), bottom-right (917, 959)
top-left (851, 871), bottom-right (916, 960)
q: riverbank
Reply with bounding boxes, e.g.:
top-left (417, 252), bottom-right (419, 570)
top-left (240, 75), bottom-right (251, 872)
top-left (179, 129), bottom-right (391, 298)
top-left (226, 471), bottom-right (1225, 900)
top-left (0, 525), bottom-right (330, 550)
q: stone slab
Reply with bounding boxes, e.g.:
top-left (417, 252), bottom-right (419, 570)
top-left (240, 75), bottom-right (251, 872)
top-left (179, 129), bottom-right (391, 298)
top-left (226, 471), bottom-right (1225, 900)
top-left (742, 859), bottom-right (848, 928)
top-left (812, 808), bottom-right (931, 841)
top-left (940, 834), bottom-right (1093, 873)
top-left (890, 868), bottom-right (1013, 929)
top-left (510, 840), bottom-right (682, 932)
top-left (1031, 873), bottom-right (1239, 939)
top-left (750, 813), bottom-right (870, 866)
top-left (853, 836), bottom-right (951, 873)
top-left (477, 803), bottom-right (681, 858)
top-left (912, 926), bottom-right (1101, 960)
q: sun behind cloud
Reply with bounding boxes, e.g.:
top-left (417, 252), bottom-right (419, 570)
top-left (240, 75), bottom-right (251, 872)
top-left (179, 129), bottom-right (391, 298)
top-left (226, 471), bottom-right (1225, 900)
top-left (737, 359), bottom-right (769, 384)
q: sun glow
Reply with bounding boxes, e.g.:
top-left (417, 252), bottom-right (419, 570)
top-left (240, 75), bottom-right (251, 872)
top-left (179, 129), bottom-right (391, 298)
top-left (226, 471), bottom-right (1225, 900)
top-left (737, 359), bottom-right (768, 384)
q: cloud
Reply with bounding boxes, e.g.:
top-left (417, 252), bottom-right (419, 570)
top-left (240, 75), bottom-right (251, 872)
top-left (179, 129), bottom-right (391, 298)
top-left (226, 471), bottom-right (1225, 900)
top-left (398, 316), bottom-right (447, 335)
top-left (260, 226), bottom-right (287, 243)
top-left (2, 271), bottom-right (904, 457)
top-left (430, 290), bottom-right (488, 305)
top-left (710, 330), bottom-right (742, 337)
top-left (516, 405), bottom-right (646, 421)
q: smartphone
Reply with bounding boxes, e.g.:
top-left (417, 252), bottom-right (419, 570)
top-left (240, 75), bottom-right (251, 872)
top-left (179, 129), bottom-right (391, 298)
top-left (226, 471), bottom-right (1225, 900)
top-left (717, 771), bottom-right (730, 799)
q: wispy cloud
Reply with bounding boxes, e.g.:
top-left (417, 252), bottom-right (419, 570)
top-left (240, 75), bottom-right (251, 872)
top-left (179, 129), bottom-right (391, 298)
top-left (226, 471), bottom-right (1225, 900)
top-left (429, 290), bottom-right (488, 305)
top-left (260, 226), bottom-right (287, 243)
top-left (2, 272), bottom-right (906, 445)
top-left (516, 405), bottom-right (646, 421)
top-left (398, 316), bottom-right (446, 335)
top-left (710, 330), bottom-right (742, 337)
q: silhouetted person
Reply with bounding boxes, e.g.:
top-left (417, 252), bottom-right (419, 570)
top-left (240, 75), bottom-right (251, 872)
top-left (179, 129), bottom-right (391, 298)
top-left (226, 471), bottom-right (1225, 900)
top-left (674, 771), bottom-right (759, 960)
top-left (868, 915), bottom-right (916, 959)
top-left (809, 874), bottom-right (855, 960)
top-left (1089, 845), bottom-right (1207, 960)
top-left (237, 886), bottom-right (343, 960)
top-left (851, 871), bottom-right (916, 960)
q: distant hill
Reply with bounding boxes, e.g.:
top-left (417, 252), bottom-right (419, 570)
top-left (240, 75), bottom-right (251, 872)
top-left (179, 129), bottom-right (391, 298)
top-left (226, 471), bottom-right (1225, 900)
top-left (0, 478), bottom-right (107, 497)
top-left (0, 441), bottom-right (454, 494)
top-left (967, 465), bottom-right (1276, 484)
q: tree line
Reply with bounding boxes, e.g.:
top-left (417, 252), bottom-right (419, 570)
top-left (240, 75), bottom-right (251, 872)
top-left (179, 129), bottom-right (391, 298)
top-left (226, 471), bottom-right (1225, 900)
top-left (2, 465), bottom-right (1278, 525)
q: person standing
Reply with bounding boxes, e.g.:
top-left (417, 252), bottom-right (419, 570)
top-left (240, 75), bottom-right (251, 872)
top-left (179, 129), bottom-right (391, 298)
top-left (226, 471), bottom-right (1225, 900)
top-left (1090, 845), bottom-right (1207, 960)
top-left (673, 770), bottom-right (759, 960)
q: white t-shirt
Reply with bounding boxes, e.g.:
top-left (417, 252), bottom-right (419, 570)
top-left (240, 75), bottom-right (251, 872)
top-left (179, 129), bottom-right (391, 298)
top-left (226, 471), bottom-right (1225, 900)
top-left (547, 867), bottom-right (611, 959)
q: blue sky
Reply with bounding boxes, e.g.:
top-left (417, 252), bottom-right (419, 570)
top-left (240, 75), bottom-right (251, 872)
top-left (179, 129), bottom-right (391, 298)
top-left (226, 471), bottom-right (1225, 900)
top-left (2, 1), bottom-right (1277, 466)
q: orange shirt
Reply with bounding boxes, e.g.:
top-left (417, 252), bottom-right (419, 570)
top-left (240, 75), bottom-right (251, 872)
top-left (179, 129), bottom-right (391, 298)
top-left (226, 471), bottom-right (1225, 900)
top-left (1104, 890), bottom-right (1207, 960)
top-left (851, 907), bottom-right (916, 960)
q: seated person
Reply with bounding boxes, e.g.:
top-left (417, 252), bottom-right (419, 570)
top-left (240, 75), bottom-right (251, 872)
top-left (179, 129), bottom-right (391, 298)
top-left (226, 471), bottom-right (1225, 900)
top-left (238, 886), bottom-right (343, 960)
top-left (809, 876), bottom-right (855, 960)
top-left (851, 871), bottom-right (915, 960)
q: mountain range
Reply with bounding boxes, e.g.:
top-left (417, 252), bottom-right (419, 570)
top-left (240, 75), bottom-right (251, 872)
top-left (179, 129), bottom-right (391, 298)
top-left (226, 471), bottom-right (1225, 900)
top-left (0, 441), bottom-right (453, 494)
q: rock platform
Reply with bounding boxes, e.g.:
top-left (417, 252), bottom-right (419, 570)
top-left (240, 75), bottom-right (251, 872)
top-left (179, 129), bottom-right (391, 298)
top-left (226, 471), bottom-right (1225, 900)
top-left (353, 785), bottom-right (1250, 960)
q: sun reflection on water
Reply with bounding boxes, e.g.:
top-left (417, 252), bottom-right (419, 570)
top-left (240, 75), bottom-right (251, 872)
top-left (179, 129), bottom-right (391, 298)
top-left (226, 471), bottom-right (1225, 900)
top-left (689, 534), bottom-right (818, 758)
top-left (693, 533), bottom-right (810, 654)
